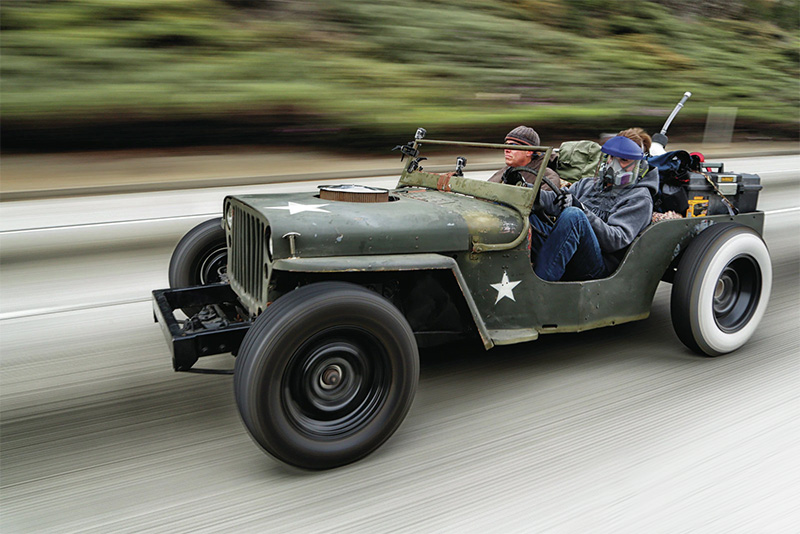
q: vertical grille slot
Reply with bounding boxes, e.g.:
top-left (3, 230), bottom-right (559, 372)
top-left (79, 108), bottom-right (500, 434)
top-left (230, 204), bottom-right (268, 308)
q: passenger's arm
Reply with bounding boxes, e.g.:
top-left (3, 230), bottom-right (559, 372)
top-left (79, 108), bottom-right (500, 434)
top-left (536, 189), bottom-right (561, 217)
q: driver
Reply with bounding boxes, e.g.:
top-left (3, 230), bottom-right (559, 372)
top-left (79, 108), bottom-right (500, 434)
top-left (530, 134), bottom-right (658, 281)
top-left (488, 126), bottom-right (562, 189)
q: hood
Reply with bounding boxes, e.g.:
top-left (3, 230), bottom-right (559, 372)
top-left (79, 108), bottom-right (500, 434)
top-left (227, 188), bottom-right (524, 259)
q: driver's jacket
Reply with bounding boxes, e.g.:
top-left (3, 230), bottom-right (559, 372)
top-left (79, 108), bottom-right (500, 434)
top-left (538, 166), bottom-right (659, 273)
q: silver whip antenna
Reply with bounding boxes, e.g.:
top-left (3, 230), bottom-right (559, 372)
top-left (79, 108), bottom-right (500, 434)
top-left (660, 91), bottom-right (692, 136)
top-left (650, 91), bottom-right (692, 155)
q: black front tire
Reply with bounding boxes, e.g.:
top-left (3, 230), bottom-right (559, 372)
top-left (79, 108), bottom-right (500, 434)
top-left (168, 218), bottom-right (227, 315)
top-left (169, 218), bottom-right (227, 288)
top-left (671, 223), bottom-right (772, 356)
top-left (234, 282), bottom-right (419, 470)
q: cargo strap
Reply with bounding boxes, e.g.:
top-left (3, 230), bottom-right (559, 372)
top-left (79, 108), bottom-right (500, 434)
top-left (436, 172), bottom-right (454, 192)
top-left (701, 172), bottom-right (739, 216)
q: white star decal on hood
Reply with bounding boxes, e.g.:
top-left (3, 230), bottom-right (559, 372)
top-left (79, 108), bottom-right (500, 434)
top-left (265, 202), bottom-right (330, 215)
top-left (490, 271), bottom-right (521, 304)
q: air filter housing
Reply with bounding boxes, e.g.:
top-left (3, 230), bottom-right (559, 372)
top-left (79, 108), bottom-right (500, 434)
top-left (318, 184), bottom-right (389, 203)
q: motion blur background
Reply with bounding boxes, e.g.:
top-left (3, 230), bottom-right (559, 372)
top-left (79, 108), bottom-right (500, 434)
top-left (2, 0), bottom-right (799, 152)
top-left (2, 2), bottom-right (799, 533)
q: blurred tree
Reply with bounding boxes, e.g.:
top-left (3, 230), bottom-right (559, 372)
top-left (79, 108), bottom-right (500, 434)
top-left (220, 0), bottom-right (273, 7)
top-left (0, 0), bottom-right (797, 149)
top-left (768, 0), bottom-right (800, 30)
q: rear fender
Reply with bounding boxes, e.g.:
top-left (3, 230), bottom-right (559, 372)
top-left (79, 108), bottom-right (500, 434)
top-left (639, 212), bottom-right (765, 285)
top-left (582, 212), bottom-right (768, 325)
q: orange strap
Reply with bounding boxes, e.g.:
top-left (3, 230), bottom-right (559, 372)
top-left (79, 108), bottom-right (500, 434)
top-left (436, 172), bottom-right (453, 192)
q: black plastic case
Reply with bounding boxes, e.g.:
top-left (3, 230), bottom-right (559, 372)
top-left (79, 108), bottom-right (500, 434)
top-left (685, 170), bottom-right (762, 217)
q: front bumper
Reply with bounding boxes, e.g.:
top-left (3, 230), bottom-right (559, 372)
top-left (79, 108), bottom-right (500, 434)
top-left (152, 283), bottom-right (252, 372)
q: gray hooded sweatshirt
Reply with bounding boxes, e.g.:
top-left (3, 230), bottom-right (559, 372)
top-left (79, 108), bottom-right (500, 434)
top-left (537, 166), bottom-right (659, 273)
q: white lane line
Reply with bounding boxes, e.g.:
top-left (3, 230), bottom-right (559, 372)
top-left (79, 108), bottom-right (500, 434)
top-left (1, 166), bottom-right (796, 234)
top-left (0, 298), bottom-right (152, 321)
top-left (765, 207), bottom-right (800, 216)
top-left (5, 206), bottom-right (797, 236)
top-left (0, 213), bottom-right (220, 235)
top-left (2, 207), bottom-right (797, 321)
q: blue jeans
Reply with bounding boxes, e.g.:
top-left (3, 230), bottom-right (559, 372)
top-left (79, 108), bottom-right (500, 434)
top-left (530, 207), bottom-right (607, 282)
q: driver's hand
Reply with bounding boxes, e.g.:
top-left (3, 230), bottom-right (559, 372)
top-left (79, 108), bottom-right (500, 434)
top-left (556, 191), bottom-right (585, 212)
top-left (502, 167), bottom-right (525, 186)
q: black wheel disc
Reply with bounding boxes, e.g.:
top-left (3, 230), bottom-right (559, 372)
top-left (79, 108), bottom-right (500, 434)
top-left (199, 246), bottom-right (228, 285)
top-left (283, 327), bottom-right (391, 439)
top-left (713, 255), bottom-right (761, 333)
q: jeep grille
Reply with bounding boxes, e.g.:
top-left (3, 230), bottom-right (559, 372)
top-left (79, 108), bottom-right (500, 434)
top-left (228, 203), bottom-right (270, 313)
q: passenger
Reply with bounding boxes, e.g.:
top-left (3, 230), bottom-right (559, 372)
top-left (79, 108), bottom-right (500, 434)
top-left (530, 135), bottom-right (658, 281)
top-left (617, 128), bottom-right (683, 222)
top-left (617, 129), bottom-right (659, 191)
top-left (488, 126), bottom-right (564, 190)
top-left (618, 127), bottom-right (652, 156)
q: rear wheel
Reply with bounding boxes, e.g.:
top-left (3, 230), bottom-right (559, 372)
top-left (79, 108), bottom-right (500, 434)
top-left (671, 223), bottom-right (772, 356)
top-left (234, 282), bottom-right (419, 469)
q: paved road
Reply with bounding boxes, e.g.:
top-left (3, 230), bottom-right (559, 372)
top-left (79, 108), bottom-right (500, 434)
top-left (1, 158), bottom-right (798, 532)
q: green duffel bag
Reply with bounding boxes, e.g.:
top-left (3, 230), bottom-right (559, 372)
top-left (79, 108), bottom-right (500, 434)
top-left (556, 140), bottom-right (602, 183)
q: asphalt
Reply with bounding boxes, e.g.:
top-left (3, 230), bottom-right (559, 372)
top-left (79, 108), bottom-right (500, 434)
top-left (1, 142), bottom-right (798, 201)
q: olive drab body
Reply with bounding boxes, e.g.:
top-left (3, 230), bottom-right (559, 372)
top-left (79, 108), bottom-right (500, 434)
top-left (155, 130), bottom-right (771, 470)
top-left (223, 146), bottom-right (765, 350)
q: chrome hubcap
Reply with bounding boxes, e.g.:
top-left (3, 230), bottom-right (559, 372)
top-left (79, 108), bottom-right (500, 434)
top-left (320, 364), bottom-right (343, 390)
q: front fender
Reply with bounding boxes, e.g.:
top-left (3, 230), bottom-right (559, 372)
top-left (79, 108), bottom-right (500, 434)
top-left (272, 254), bottom-right (493, 349)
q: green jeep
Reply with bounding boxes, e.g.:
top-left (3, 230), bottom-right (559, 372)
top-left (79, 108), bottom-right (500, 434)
top-left (153, 130), bottom-right (772, 470)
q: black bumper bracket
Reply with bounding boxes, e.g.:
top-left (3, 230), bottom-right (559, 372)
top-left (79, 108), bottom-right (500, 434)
top-left (152, 284), bottom-right (252, 372)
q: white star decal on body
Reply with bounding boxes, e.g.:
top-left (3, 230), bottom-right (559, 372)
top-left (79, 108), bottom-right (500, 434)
top-left (490, 271), bottom-right (521, 304)
top-left (266, 202), bottom-right (330, 215)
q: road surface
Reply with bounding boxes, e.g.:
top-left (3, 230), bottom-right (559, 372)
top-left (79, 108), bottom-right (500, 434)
top-left (1, 156), bottom-right (798, 533)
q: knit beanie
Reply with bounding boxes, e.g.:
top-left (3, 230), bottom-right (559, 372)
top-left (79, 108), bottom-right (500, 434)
top-left (505, 125), bottom-right (541, 147)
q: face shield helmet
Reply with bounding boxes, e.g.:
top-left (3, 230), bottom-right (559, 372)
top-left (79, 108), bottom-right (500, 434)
top-left (601, 157), bottom-right (640, 187)
top-left (597, 136), bottom-right (645, 189)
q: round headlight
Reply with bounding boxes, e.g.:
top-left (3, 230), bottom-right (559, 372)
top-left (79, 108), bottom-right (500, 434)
top-left (267, 227), bottom-right (274, 261)
top-left (226, 205), bottom-right (234, 230)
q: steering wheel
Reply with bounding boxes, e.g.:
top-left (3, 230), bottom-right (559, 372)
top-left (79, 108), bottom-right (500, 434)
top-left (498, 167), bottom-right (564, 245)
top-left (502, 166), bottom-right (561, 193)
top-left (501, 167), bottom-right (562, 204)
top-left (501, 166), bottom-right (526, 186)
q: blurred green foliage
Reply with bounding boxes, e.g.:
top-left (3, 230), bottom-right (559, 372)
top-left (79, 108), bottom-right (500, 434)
top-left (1, 0), bottom-right (798, 148)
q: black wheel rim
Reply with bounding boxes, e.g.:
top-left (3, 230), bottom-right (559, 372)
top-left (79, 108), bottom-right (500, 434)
top-left (713, 254), bottom-right (761, 333)
top-left (283, 327), bottom-right (391, 438)
top-left (199, 246), bottom-right (228, 284)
